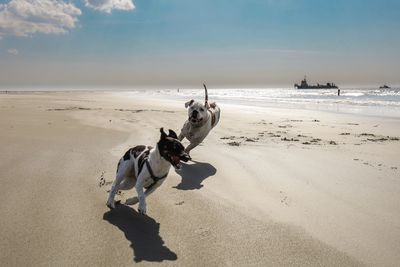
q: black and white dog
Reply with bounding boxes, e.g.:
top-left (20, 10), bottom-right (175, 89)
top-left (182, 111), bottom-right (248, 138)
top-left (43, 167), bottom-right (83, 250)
top-left (179, 84), bottom-right (221, 154)
top-left (106, 128), bottom-right (190, 214)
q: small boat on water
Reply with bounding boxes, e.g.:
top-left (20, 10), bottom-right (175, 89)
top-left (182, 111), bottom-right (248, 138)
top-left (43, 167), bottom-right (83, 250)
top-left (294, 76), bottom-right (338, 89)
top-left (379, 84), bottom-right (391, 89)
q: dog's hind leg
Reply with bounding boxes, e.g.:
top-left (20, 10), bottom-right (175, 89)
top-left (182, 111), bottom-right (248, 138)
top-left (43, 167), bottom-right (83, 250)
top-left (125, 180), bottom-right (162, 206)
top-left (118, 177), bottom-right (136, 191)
top-left (106, 160), bottom-right (129, 209)
top-left (106, 175), bottom-right (124, 209)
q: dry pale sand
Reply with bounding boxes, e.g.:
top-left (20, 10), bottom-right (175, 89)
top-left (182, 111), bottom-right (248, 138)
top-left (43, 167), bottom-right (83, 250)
top-left (1, 91), bottom-right (399, 266)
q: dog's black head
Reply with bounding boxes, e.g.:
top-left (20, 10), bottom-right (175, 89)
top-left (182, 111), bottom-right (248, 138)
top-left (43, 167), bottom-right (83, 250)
top-left (158, 128), bottom-right (190, 168)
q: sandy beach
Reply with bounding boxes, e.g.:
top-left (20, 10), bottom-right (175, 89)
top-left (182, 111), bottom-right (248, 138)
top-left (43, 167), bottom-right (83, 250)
top-left (1, 91), bottom-right (399, 266)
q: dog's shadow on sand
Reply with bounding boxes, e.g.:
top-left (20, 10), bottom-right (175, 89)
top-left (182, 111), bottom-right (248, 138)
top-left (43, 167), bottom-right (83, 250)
top-left (103, 205), bottom-right (177, 263)
top-left (174, 160), bottom-right (217, 190)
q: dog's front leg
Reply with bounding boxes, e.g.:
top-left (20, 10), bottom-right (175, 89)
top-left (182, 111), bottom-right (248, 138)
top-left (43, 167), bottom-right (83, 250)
top-left (135, 174), bottom-right (147, 214)
top-left (179, 122), bottom-right (190, 141)
top-left (178, 132), bottom-right (185, 141)
top-left (185, 142), bottom-right (199, 155)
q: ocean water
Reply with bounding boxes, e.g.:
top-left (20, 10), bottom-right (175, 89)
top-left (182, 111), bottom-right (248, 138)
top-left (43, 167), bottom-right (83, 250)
top-left (134, 87), bottom-right (400, 118)
top-left (3, 87), bottom-right (400, 118)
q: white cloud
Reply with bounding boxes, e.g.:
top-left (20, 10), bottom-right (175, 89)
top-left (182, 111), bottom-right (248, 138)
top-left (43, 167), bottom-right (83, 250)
top-left (7, 48), bottom-right (19, 55)
top-left (0, 0), bottom-right (81, 37)
top-left (84, 0), bottom-right (135, 13)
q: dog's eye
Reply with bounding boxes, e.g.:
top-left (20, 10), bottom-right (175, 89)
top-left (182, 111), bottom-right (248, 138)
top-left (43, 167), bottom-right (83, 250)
top-left (200, 108), bottom-right (204, 112)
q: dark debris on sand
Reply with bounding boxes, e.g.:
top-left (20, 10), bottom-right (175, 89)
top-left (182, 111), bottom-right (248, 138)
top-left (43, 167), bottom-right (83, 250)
top-left (47, 107), bottom-right (102, 111)
top-left (227, 141), bottom-right (241, 146)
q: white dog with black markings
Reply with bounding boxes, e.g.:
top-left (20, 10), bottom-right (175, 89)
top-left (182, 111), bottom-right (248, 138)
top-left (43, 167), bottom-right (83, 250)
top-left (106, 128), bottom-right (190, 214)
top-left (179, 84), bottom-right (221, 155)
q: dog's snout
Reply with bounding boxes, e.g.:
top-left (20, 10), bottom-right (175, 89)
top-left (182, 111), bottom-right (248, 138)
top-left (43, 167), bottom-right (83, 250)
top-left (192, 110), bottom-right (198, 118)
top-left (180, 152), bottom-right (191, 162)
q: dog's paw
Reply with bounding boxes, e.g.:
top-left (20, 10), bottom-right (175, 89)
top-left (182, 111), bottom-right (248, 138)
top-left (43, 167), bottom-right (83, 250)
top-left (138, 208), bottom-right (147, 215)
top-left (106, 200), bottom-right (121, 209)
top-left (106, 200), bottom-right (115, 209)
top-left (125, 197), bottom-right (139, 205)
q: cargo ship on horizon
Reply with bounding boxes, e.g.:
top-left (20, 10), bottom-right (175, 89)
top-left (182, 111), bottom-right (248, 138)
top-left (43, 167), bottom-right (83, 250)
top-left (295, 76), bottom-right (338, 89)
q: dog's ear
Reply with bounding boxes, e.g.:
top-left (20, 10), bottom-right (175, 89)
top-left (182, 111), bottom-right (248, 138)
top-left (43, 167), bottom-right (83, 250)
top-left (160, 128), bottom-right (167, 139)
top-left (185, 99), bottom-right (194, 108)
top-left (168, 129), bottom-right (178, 139)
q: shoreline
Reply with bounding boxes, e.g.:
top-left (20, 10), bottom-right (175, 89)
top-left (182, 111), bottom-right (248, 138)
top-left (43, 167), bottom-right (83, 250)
top-left (3, 88), bottom-right (400, 119)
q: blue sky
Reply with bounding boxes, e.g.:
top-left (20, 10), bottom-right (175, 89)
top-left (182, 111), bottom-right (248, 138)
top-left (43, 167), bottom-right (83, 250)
top-left (0, 0), bottom-right (399, 88)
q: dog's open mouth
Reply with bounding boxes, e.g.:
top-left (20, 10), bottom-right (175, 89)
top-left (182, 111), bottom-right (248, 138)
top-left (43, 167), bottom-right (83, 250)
top-left (190, 117), bottom-right (203, 123)
top-left (170, 155), bottom-right (182, 169)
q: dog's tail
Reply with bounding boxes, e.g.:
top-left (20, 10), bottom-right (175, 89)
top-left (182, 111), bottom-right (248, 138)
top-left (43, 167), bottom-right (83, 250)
top-left (203, 83), bottom-right (208, 107)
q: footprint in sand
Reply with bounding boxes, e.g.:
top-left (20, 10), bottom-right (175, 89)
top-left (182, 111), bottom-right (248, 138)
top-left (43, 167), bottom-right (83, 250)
top-left (195, 227), bottom-right (211, 238)
top-left (99, 171), bottom-right (113, 188)
top-left (279, 191), bottom-right (290, 206)
top-left (98, 171), bottom-right (106, 187)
